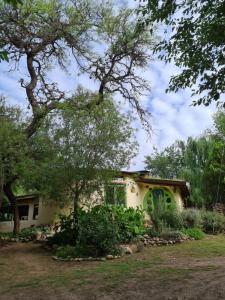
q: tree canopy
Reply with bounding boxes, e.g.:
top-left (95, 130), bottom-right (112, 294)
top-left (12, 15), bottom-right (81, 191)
top-left (0, 0), bottom-right (154, 233)
top-left (140, 0), bottom-right (225, 107)
top-left (145, 110), bottom-right (225, 208)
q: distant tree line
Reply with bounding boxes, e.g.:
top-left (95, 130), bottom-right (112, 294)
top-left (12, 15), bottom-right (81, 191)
top-left (145, 111), bottom-right (225, 208)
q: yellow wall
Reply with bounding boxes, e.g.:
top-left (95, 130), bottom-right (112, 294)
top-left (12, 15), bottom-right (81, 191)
top-left (124, 176), bottom-right (183, 212)
top-left (0, 176), bottom-right (184, 232)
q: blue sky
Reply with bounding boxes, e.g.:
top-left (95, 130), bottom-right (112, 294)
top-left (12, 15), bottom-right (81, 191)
top-left (0, 1), bottom-right (217, 171)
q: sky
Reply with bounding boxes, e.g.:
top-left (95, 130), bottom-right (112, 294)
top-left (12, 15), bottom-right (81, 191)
top-left (0, 1), bottom-right (217, 171)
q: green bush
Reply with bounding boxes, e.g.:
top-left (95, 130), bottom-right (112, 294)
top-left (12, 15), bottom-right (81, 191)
top-left (161, 210), bottom-right (183, 230)
top-left (201, 210), bottom-right (225, 234)
top-left (77, 205), bottom-right (121, 257)
top-left (181, 208), bottom-right (202, 229)
top-left (182, 228), bottom-right (205, 240)
top-left (49, 205), bottom-right (145, 257)
top-left (56, 246), bottom-right (78, 259)
top-left (111, 206), bottom-right (145, 242)
top-left (48, 214), bottom-right (76, 246)
top-left (149, 200), bottom-right (183, 231)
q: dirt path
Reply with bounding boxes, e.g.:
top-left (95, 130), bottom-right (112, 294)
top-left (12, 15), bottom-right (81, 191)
top-left (1, 237), bottom-right (225, 300)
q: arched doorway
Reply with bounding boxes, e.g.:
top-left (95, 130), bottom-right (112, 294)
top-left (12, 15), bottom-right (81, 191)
top-left (143, 187), bottom-right (176, 214)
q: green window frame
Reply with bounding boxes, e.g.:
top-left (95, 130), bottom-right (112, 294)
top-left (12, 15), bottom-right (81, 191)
top-left (104, 184), bottom-right (126, 206)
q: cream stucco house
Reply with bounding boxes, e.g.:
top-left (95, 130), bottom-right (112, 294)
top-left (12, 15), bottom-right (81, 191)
top-left (0, 171), bottom-right (189, 233)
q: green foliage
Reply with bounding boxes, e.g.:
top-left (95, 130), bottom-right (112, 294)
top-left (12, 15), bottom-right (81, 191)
top-left (149, 197), bottom-right (182, 231)
top-left (182, 228), bottom-right (205, 240)
top-left (34, 98), bottom-right (137, 208)
top-left (55, 245), bottom-right (79, 259)
top-left (145, 141), bottom-right (185, 179)
top-left (145, 110), bottom-right (225, 208)
top-left (141, 0), bottom-right (225, 107)
top-left (49, 205), bottom-right (145, 257)
top-left (159, 228), bottom-right (185, 241)
top-left (77, 206), bottom-right (120, 257)
top-left (201, 211), bottom-right (225, 234)
top-left (48, 214), bottom-right (76, 246)
top-left (160, 209), bottom-right (183, 230)
top-left (111, 206), bottom-right (145, 242)
top-left (181, 209), bottom-right (202, 229)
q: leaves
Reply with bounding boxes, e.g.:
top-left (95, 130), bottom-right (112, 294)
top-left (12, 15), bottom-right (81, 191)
top-left (140, 0), bottom-right (225, 107)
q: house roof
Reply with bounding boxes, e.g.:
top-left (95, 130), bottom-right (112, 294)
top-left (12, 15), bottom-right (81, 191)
top-left (16, 194), bottom-right (39, 202)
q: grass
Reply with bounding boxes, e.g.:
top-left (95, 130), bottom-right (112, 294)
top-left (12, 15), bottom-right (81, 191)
top-left (2, 235), bottom-right (225, 299)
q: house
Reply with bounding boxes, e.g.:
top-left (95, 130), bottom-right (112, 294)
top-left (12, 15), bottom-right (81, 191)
top-left (0, 171), bottom-right (189, 232)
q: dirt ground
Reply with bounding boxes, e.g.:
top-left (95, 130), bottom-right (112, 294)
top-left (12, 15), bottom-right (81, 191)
top-left (1, 236), bottom-right (225, 300)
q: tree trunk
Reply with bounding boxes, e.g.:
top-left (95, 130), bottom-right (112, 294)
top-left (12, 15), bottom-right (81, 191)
top-left (73, 192), bottom-right (79, 243)
top-left (0, 175), bottom-right (3, 211)
top-left (3, 182), bottom-right (20, 234)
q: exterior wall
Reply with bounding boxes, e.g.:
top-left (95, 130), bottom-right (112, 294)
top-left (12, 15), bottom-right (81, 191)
top-left (124, 176), bottom-right (184, 213)
top-left (0, 199), bottom-right (71, 233)
top-left (0, 176), bottom-right (185, 232)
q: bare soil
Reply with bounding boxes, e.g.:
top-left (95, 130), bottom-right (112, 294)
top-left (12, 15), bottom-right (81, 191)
top-left (1, 236), bottom-right (225, 300)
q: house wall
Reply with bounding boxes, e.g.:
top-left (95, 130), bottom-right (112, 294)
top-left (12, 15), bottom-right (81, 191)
top-left (0, 176), bottom-right (185, 233)
top-left (0, 199), bottom-right (71, 233)
top-left (124, 176), bottom-right (183, 212)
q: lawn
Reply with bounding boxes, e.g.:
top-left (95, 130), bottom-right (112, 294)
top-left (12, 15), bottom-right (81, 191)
top-left (1, 235), bottom-right (225, 299)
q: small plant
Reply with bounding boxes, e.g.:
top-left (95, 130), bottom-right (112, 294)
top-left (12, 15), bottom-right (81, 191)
top-left (56, 246), bottom-right (78, 259)
top-left (48, 214), bottom-right (76, 246)
top-left (181, 209), bottom-right (202, 229)
top-left (201, 210), bottom-right (225, 234)
top-left (182, 228), bottom-right (205, 240)
top-left (159, 228), bottom-right (185, 240)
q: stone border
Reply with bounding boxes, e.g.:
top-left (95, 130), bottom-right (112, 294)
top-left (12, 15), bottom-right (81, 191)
top-left (52, 254), bottom-right (120, 262)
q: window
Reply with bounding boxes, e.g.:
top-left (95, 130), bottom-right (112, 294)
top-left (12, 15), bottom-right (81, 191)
top-left (0, 204), bottom-right (13, 222)
top-left (18, 205), bottom-right (29, 220)
top-left (33, 204), bottom-right (39, 220)
top-left (105, 184), bottom-right (126, 206)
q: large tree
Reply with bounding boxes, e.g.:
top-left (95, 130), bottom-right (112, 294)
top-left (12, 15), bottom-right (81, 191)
top-left (0, 0), bottom-right (153, 233)
top-left (30, 94), bottom-right (137, 239)
top-left (140, 0), bottom-right (225, 107)
top-left (145, 111), bottom-right (225, 208)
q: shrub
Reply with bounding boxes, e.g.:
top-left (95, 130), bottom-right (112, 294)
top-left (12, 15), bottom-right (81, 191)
top-left (159, 227), bottom-right (185, 240)
top-left (160, 210), bottom-right (183, 230)
top-left (201, 210), bottom-right (225, 234)
top-left (48, 214), bottom-right (76, 246)
top-left (77, 205), bottom-right (121, 256)
top-left (111, 206), bottom-right (145, 242)
top-left (56, 246), bottom-right (78, 259)
top-left (181, 208), bottom-right (202, 229)
top-left (149, 201), bottom-right (183, 231)
top-left (182, 228), bottom-right (205, 240)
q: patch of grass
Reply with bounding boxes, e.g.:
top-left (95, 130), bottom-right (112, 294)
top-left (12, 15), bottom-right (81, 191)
top-left (2, 235), bottom-right (225, 297)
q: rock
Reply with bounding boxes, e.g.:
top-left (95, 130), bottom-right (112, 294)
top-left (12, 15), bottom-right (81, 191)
top-left (136, 241), bottom-right (144, 252)
top-left (129, 244), bottom-right (138, 253)
top-left (106, 255), bottom-right (114, 260)
top-left (35, 231), bottom-right (42, 241)
top-left (52, 256), bottom-right (59, 261)
top-left (119, 244), bottom-right (132, 255)
top-left (97, 257), bottom-right (106, 261)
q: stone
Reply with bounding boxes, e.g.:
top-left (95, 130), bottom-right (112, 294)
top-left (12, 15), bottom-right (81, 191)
top-left (129, 244), bottom-right (138, 253)
top-left (35, 231), bottom-right (42, 241)
top-left (52, 256), bottom-right (59, 261)
top-left (106, 255), bottom-right (114, 260)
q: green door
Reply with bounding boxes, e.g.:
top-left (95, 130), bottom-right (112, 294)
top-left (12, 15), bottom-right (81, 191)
top-left (143, 188), bottom-right (176, 214)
